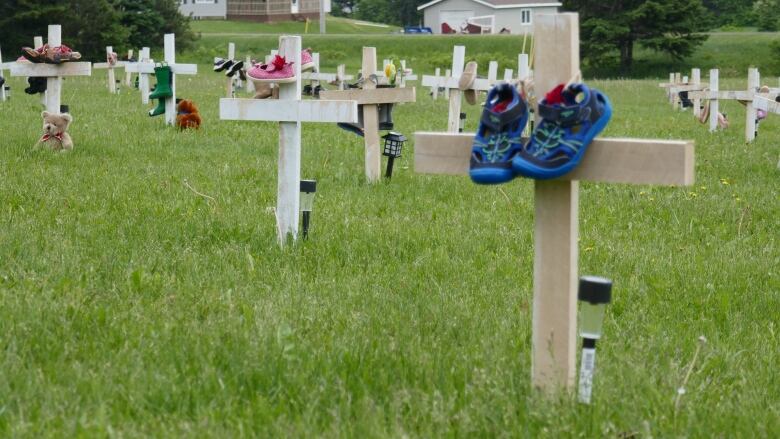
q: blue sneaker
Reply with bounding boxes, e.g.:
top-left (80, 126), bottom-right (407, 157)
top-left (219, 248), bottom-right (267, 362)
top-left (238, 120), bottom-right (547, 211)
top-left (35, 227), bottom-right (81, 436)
top-left (469, 83), bottom-right (529, 184)
top-left (512, 83), bottom-right (611, 180)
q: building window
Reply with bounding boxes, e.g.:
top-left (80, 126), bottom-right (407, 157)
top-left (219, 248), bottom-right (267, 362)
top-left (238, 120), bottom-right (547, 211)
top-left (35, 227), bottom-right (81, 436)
top-left (195, 0), bottom-right (216, 3)
top-left (521, 9), bottom-right (531, 25)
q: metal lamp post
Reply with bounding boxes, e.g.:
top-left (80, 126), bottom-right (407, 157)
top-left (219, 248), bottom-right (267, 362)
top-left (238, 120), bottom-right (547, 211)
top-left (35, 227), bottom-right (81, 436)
top-left (381, 132), bottom-right (406, 179)
top-left (300, 180), bottom-right (317, 239)
top-left (577, 275), bottom-right (612, 404)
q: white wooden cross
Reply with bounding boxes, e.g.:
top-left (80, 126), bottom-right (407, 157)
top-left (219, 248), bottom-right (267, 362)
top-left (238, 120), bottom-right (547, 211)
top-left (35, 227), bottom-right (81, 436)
top-left (129, 35), bottom-right (197, 125)
top-left (753, 95), bottom-right (780, 169)
top-left (414, 13), bottom-right (695, 393)
top-left (93, 46), bottom-right (127, 94)
top-left (378, 59), bottom-right (417, 87)
top-left (0, 46), bottom-right (12, 102)
top-left (220, 36), bottom-right (359, 245)
top-left (221, 42), bottom-right (239, 98)
top-left (319, 47), bottom-right (417, 182)
top-left (245, 54), bottom-right (255, 94)
top-left (688, 68), bottom-right (779, 142)
top-left (301, 52), bottom-right (353, 91)
top-left (125, 47), bottom-right (153, 104)
top-left (421, 46), bottom-right (494, 133)
top-left (660, 68), bottom-right (707, 118)
top-left (10, 25), bottom-right (92, 114)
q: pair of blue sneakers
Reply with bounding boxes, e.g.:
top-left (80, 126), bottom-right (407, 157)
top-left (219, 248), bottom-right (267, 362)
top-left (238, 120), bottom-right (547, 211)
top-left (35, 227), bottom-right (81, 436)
top-left (469, 82), bottom-right (612, 184)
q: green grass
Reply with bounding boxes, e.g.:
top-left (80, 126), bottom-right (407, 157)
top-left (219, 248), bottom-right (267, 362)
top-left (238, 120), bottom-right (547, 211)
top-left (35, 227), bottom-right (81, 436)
top-left (190, 16), bottom-right (399, 36)
top-left (179, 29), bottom-right (780, 80)
top-left (0, 65), bottom-right (778, 436)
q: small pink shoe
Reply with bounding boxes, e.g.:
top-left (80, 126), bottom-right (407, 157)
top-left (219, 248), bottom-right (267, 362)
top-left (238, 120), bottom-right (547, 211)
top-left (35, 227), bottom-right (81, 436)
top-left (247, 55), bottom-right (296, 84)
top-left (301, 49), bottom-right (315, 72)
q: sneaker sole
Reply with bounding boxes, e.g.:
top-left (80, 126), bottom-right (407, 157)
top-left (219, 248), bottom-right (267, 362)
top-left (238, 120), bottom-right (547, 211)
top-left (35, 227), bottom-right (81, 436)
top-left (248, 76), bottom-right (297, 84)
top-left (469, 168), bottom-right (515, 184)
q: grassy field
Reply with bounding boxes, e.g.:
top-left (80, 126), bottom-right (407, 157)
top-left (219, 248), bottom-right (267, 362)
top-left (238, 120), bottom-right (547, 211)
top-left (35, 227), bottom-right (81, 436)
top-left (190, 16), bottom-right (399, 36)
top-left (0, 58), bottom-right (779, 436)
top-left (182, 20), bottom-right (780, 79)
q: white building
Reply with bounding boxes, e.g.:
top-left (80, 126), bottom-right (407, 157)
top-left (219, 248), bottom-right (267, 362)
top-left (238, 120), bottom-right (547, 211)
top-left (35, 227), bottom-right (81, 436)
top-left (179, 0), bottom-right (227, 19)
top-left (417, 0), bottom-right (561, 34)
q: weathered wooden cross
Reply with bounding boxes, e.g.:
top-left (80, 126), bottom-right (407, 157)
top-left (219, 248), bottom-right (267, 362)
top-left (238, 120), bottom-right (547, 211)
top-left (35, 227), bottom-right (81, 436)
top-left (301, 52), bottom-right (353, 91)
top-left (414, 13), bottom-right (695, 393)
top-left (221, 42), bottom-right (240, 98)
top-left (660, 68), bottom-right (707, 117)
top-left (0, 46), bottom-right (12, 102)
top-left (421, 46), bottom-right (494, 133)
top-left (93, 46), bottom-right (127, 94)
top-left (128, 35), bottom-right (197, 125)
top-left (659, 72), bottom-right (683, 107)
top-left (125, 47), bottom-right (153, 104)
top-left (220, 36), bottom-right (359, 245)
top-left (10, 25), bottom-right (92, 114)
top-left (689, 68), bottom-right (780, 142)
top-left (319, 47), bottom-right (416, 182)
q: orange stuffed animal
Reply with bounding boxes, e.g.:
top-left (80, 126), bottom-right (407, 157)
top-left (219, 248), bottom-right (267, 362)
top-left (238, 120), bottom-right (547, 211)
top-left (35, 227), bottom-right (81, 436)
top-left (176, 99), bottom-right (201, 130)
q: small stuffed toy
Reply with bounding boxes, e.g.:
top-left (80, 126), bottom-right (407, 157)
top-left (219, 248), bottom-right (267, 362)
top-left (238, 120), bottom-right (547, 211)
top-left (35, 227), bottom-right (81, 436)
top-left (37, 111), bottom-right (73, 150)
top-left (176, 99), bottom-right (201, 130)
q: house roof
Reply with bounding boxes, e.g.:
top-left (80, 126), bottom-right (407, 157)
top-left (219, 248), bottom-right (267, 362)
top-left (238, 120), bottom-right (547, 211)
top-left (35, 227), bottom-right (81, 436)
top-left (418, 0), bottom-right (561, 11)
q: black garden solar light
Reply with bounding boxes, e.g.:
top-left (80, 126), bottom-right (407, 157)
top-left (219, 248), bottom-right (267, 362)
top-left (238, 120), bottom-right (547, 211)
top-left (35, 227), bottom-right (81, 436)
top-left (577, 275), bottom-right (612, 405)
top-left (382, 132), bottom-right (406, 179)
top-left (299, 179), bottom-right (317, 239)
top-left (459, 112), bottom-right (466, 133)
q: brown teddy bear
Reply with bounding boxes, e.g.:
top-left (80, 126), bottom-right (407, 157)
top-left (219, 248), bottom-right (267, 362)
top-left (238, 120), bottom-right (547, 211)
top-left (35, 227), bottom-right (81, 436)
top-left (37, 111), bottom-right (73, 150)
top-left (176, 99), bottom-right (201, 130)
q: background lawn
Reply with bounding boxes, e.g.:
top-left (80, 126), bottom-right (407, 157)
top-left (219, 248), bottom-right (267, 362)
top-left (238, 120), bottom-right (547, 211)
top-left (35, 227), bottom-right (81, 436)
top-left (0, 32), bottom-right (778, 436)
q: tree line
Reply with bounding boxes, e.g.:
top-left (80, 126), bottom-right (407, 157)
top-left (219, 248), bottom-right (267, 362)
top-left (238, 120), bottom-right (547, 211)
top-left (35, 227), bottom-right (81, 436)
top-left (0, 0), bottom-right (194, 61)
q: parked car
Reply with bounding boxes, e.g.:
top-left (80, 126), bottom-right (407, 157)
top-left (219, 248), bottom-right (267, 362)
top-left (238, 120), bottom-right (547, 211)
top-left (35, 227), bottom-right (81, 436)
top-left (404, 26), bottom-right (433, 34)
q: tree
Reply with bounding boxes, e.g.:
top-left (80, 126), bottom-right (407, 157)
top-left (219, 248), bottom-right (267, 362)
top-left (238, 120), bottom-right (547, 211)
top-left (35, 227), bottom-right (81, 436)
top-left (562, 0), bottom-right (711, 73)
top-left (755, 0), bottom-right (780, 31)
top-left (702, 0), bottom-right (755, 28)
top-left (0, 0), bottom-right (193, 61)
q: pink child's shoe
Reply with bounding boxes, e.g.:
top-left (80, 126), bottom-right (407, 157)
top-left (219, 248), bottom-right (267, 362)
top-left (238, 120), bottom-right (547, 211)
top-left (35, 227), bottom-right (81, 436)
top-left (301, 49), bottom-right (315, 72)
top-left (247, 55), bottom-right (296, 84)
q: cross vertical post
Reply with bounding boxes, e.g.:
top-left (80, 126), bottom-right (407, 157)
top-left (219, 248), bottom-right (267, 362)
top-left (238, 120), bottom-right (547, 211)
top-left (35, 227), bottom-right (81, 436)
top-left (709, 69), bottom-right (719, 132)
top-left (432, 68), bottom-right (441, 99)
top-left (692, 68), bottom-right (701, 118)
top-left (107, 46), bottom-right (117, 93)
top-left (164, 34), bottom-right (177, 125)
top-left (745, 67), bottom-right (759, 143)
top-left (0, 47), bottom-right (7, 102)
top-left (46, 26), bottom-right (63, 113)
top-left (245, 55), bottom-right (255, 94)
top-left (125, 49), bottom-right (134, 86)
top-left (361, 47), bottom-right (382, 181)
top-left (488, 61), bottom-right (498, 84)
top-left (124, 47), bottom-right (153, 104)
top-left (531, 13), bottom-right (580, 391)
top-left (226, 42), bottom-right (236, 98)
top-left (277, 36), bottom-right (304, 244)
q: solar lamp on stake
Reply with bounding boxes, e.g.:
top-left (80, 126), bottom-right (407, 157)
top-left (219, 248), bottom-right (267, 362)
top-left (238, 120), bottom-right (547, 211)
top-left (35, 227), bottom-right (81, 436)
top-left (382, 132), bottom-right (406, 179)
top-left (300, 180), bottom-right (317, 239)
top-left (577, 275), bottom-right (612, 404)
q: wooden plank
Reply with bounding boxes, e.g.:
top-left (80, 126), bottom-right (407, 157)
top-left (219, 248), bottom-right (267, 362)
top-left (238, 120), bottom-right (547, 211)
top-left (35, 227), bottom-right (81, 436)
top-left (139, 48), bottom-right (151, 104)
top-left (503, 69), bottom-right (514, 81)
top-left (128, 63), bottom-right (197, 75)
top-left (692, 68), bottom-right (701, 118)
top-left (107, 46), bottom-right (117, 94)
top-left (421, 75), bottom-right (493, 92)
top-left (164, 34), bottom-right (176, 126)
top-left (319, 86), bottom-right (415, 105)
top-left (432, 68), bottom-right (440, 99)
top-left (746, 68), bottom-right (759, 143)
top-left (219, 99), bottom-right (358, 122)
top-left (226, 43), bottom-right (235, 98)
top-left (125, 49), bottom-right (133, 86)
top-left (46, 25), bottom-right (62, 114)
top-left (446, 45), bottom-right (466, 133)
top-left (362, 47), bottom-right (381, 183)
top-left (754, 95), bottom-right (780, 114)
top-left (93, 61), bottom-right (128, 69)
top-left (277, 36), bottom-right (303, 243)
top-left (0, 47), bottom-right (6, 102)
top-left (488, 61), bottom-right (498, 84)
top-left (10, 61), bottom-right (92, 77)
top-left (709, 69), bottom-right (719, 133)
top-left (518, 54), bottom-right (530, 80)
top-left (414, 133), bottom-right (694, 186)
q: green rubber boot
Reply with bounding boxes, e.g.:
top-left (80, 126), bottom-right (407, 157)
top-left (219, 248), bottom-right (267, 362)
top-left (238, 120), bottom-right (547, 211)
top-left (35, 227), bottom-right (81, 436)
top-left (149, 65), bottom-right (173, 100)
top-left (148, 98), bottom-right (166, 117)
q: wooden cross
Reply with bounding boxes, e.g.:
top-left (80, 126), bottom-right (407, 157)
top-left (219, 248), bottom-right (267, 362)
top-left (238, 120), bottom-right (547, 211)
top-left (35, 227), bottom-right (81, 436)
top-left (688, 68), bottom-right (780, 142)
top-left (413, 13), bottom-right (695, 393)
top-left (124, 49), bottom-right (134, 87)
top-left (301, 52), bottom-right (353, 90)
top-left (127, 35), bottom-right (197, 125)
top-left (220, 36), bottom-right (359, 245)
top-left (0, 46), bottom-right (12, 102)
top-left (319, 47), bottom-right (417, 182)
top-left (421, 46), bottom-right (494, 133)
top-left (245, 54), bottom-right (255, 94)
top-left (753, 94), bottom-right (780, 169)
top-left (125, 47), bottom-right (153, 104)
top-left (10, 25), bottom-right (92, 114)
top-left (221, 42), bottom-right (239, 98)
top-left (93, 46), bottom-right (127, 94)
top-left (379, 59), bottom-right (418, 87)
top-left (660, 68), bottom-right (707, 117)
top-left (659, 72), bottom-right (683, 106)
